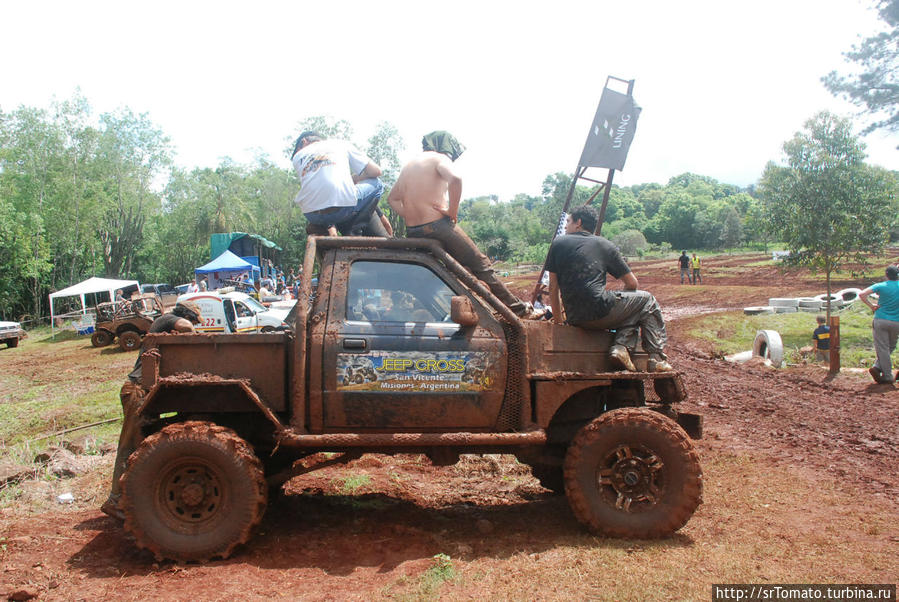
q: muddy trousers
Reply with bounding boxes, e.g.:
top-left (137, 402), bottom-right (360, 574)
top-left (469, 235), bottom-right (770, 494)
top-left (680, 267), bottom-right (692, 284)
top-left (102, 381), bottom-right (143, 516)
top-left (872, 318), bottom-right (899, 381)
top-left (407, 217), bottom-right (527, 316)
top-left (573, 290), bottom-right (668, 357)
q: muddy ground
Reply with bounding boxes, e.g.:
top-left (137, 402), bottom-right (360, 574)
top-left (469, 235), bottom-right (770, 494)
top-left (0, 253), bottom-right (896, 600)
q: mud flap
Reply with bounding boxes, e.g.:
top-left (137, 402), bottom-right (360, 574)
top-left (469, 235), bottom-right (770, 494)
top-left (676, 412), bottom-right (703, 440)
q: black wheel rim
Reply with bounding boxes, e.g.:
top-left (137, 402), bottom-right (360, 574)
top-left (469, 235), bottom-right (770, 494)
top-left (597, 444), bottom-right (664, 512)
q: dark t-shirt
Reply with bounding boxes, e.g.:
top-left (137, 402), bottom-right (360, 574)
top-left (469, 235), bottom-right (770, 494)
top-left (128, 313), bottom-right (187, 382)
top-left (812, 325), bottom-right (830, 350)
top-left (545, 231), bottom-right (631, 323)
top-left (678, 254), bottom-right (690, 268)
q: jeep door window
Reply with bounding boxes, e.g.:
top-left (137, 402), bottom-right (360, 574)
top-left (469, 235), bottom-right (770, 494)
top-left (347, 261), bottom-right (455, 323)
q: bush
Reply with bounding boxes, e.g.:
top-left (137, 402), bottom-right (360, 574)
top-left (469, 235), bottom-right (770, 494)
top-left (612, 229), bottom-right (649, 256)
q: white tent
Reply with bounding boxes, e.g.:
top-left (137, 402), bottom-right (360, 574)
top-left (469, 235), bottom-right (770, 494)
top-left (49, 277), bottom-right (139, 336)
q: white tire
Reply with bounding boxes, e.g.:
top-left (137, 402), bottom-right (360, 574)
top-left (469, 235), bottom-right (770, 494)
top-left (836, 288), bottom-right (862, 302)
top-left (768, 298), bottom-right (799, 308)
top-left (753, 330), bottom-right (784, 367)
top-left (814, 293), bottom-right (841, 303)
top-left (773, 306), bottom-right (797, 313)
top-left (743, 306), bottom-right (775, 315)
top-left (798, 299), bottom-right (822, 311)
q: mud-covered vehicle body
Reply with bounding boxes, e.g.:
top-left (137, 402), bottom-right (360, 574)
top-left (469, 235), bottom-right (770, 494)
top-left (0, 321), bottom-right (26, 348)
top-left (115, 236), bottom-right (702, 561)
top-left (92, 294), bottom-right (163, 351)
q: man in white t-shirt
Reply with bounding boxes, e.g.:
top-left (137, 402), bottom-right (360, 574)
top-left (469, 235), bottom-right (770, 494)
top-left (291, 131), bottom-right (387, 236)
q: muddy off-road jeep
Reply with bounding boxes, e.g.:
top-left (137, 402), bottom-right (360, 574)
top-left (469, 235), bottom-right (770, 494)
top-left (113, 237), bottom-right (703, 561)
top-left (92, 295), bottom-right (163, 351)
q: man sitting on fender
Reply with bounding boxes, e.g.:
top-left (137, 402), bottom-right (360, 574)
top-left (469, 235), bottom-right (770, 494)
top-left (546, 205), bottom-right (673, 373)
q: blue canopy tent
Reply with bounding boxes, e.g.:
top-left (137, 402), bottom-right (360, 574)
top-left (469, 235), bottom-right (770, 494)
top-left (195, 250), bottom-right (261, 290)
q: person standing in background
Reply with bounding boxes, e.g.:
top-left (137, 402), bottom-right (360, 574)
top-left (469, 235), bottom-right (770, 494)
top-left (859, 265), bottom-right (899, 383)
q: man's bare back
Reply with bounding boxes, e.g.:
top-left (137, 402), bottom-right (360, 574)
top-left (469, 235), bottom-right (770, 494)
top-left (388, 151), bottom-right (461, 227)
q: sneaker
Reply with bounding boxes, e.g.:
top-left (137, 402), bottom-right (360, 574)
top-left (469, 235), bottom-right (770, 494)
top-left (609, 345), bottom-right (636, 372)
top-left (648, 355), bottom-right (675, 372)
top-left (868, 366), bottom-right (883, 383)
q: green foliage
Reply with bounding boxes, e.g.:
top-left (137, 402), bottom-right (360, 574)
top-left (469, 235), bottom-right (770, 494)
top-left (686, 303), bottom-right (893, 369)
top-left (611, 229), bottom-right (649, 256)
top-left (758, 111), bottom-right (898, 314)
top-left (334, 473), bottom-right (371, 494)
top-left (823, 0), bottom-right (899, 141)
top-left (2, 97), bottom-right (781, 319)
top-left (419, 553), bottom-right (456, 595)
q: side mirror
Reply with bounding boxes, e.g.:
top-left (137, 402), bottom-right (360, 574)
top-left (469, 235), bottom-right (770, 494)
top-left (450, 296), bottom-right (479, 327)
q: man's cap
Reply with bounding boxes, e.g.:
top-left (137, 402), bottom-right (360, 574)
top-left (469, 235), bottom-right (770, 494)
top-left (887, 265), bottom-right (899, 280)
top-left (422, 131), bottom-right (466, 161)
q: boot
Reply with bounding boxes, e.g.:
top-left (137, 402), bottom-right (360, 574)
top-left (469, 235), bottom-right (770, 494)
top-left (868, 366), bottom-right (883, 383)
top-left (648, 353), bottom-right (674, 372)
top-left (609, 345), bottom-right (636, 372)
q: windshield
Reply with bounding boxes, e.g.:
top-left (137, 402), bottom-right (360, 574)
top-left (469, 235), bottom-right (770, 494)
top-left (242, 296), bottom-right (268, 313)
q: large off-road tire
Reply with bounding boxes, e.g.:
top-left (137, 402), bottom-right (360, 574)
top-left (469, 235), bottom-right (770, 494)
top-left (118, 330), bottom-right (142, 352)
top-left (120, 421), bottom-right (267, 562)
top-left (91, 329), bottom-right (113, 348)
top-left (563, 408), bottom-right (702, 538)
top-left (6, 338), bottom-right (18, 349)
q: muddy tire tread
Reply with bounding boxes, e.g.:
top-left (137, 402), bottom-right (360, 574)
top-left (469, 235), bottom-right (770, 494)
top-left (563, 408), bottom-right (702, 538)
top-left (120, 421), bottom-right (267, 562)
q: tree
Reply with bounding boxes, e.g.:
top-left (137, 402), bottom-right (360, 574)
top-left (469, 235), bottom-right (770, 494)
top-left (823, 0), bottom-right (899, 143)
top-left (611, 229), bottom-right (649, 256)
top-left (366, 121), bottom-right (405, 186)
top-left (719, 207), bottom-right (744, 249)
top-left (758, 111), bottom-right (898, 317)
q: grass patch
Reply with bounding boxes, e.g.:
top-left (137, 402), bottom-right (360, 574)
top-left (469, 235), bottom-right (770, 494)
top-left (333, 473), bottom-right (372, 494)
top-left (419, 553), bottom-right (456, 596)
top-left (685, 303), bottom-right (887, 367)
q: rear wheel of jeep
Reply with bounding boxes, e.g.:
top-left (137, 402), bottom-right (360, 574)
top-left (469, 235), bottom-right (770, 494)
top-left (118, 330), bottom-right (141, 351)
top-left (564, 408), bottom-right (702, 538)
top-left (120, 421), bottom-right (267, 562)
top-left (6, 338), bottom-right (18, 348)
top-left (91, 329), bottom-right (113, 348)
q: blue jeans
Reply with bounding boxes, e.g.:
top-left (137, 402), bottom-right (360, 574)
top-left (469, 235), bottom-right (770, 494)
top-left (304, 178), bottom-right (384, 227)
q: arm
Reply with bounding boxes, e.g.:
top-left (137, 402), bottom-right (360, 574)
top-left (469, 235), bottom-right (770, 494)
top-left (549, 272), bottom-right (564, 325)
top-left (172, 318), bottom-right (195, 333)
top-left (435, 159), bottom-right (462, 222)
top-left (353, 161), bottom-right (382, 183)
top-left (619, 271), bottom-right (639, 291)
top-left (387, 181), bottom-right (406, 218)
top-left (859, 287), bottom-right (879, 312)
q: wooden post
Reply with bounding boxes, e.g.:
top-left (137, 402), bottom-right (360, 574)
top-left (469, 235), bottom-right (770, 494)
top-left (828, 315), bottom-right (840, 374)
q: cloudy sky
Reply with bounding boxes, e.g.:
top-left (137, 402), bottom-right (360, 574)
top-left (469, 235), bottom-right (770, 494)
top-left (2, 0), bottom-right (895, 199)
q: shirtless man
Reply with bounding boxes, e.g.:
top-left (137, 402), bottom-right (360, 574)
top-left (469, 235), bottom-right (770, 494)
top-left (389, 131), bottom-right (539, 319)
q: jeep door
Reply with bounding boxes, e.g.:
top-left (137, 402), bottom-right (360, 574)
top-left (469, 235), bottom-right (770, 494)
top-left (316, 251), bottom-right (508, 431)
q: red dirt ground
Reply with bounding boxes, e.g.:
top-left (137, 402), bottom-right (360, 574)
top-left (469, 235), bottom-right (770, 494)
top-left (1, 253), bottom-right (897, 600)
